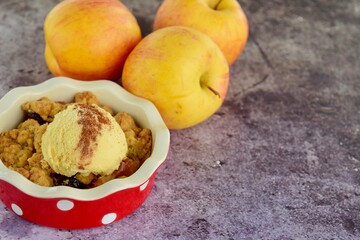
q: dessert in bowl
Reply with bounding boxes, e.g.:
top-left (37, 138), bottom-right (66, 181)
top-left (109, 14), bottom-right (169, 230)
top-left (0, 77), bottom-right (170, 229)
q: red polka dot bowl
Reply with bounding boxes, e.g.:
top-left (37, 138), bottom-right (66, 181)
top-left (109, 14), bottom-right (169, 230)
top-left (0, 77), bottom-right (170, 229)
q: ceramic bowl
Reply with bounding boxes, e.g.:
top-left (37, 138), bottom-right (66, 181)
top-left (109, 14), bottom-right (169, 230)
top-left (0, 77), bottom-right (170, 229)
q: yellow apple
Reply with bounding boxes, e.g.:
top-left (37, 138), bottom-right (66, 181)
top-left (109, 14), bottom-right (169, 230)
top-left (122, 26), bottom-right (229, 129)
top-left (44, 0), bottom-right (141, 81)
top-left (153, 0), bottom-right (249, 65)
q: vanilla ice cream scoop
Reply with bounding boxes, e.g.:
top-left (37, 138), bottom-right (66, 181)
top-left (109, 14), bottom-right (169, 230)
top-left (42, 103), bottom-right (128, 177)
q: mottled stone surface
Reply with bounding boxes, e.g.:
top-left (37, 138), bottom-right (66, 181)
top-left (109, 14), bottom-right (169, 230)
top-left (0, 0), bottom-right (360, 239)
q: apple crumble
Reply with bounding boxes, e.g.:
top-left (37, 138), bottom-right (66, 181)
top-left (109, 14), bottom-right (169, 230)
top-left (0, 91), bottom-right (152, 188)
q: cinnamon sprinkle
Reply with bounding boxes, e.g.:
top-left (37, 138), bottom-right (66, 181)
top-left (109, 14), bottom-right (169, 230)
top-left (75, 104), bottom-right (111, 169)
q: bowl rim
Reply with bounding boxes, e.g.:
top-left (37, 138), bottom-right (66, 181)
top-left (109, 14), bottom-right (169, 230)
top-left (0, 77), bottom-right (170, 200)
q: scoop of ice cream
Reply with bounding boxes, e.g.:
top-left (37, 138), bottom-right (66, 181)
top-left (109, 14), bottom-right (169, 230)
top-left (42, 103), bottom-right (127, 177)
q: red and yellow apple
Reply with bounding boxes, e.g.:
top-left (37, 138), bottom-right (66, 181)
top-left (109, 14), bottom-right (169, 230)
top-left (44, 0), bottom-right (141, 81)
top-left (122, 26), bottom-right (229, 129)
top-left (153, 0), bottom-right (249, 65)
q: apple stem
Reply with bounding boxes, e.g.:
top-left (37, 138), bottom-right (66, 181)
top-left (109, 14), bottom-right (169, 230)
top-left (208, 86), bottom-right (220, 98)
top-left (200, 73), bottom-right (220, 98)
top-left (214, 0), bottom-right (223, 10)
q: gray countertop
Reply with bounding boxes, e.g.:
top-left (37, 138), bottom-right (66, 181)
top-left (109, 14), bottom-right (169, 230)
top-left (1, 0), bottom-right (360, 239)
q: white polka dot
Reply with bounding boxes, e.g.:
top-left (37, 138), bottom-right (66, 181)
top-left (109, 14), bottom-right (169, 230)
top-left (11, 203), bottom-right (23, 216)
top-left (102, 213), bottom-right (117, 225)
top-left (57, 200), bottom-right (74, 211)
top-left (140, 180), bottom-right (149, 191)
